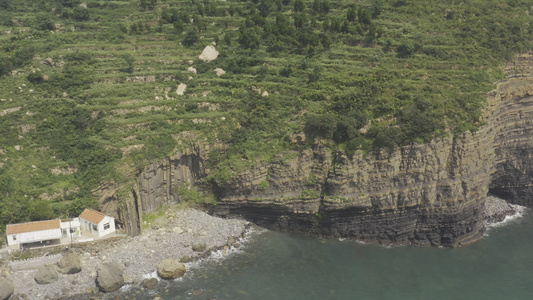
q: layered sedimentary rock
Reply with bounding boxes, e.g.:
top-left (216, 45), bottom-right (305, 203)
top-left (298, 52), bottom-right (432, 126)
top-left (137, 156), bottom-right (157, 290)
top-left (214, 131), bottom-right (493, 246)
top-left (489, 54), bottom-right (533, 205)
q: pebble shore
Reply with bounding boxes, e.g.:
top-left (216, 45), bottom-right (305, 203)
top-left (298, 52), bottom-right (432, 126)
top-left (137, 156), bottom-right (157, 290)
top-left (5, 208), bottom-right (250, 300)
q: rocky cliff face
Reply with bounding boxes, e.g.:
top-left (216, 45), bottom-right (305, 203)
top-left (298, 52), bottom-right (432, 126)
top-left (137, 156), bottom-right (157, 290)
top-left (106, 56), bottom-right (533, 246)
top-left (213, 55), bottom-right (533, 247)
top-left (137, 145), bottom-right (205, 213)
top-left (214, 130), bottom-right (494, 246)
top-left (489, 54), bottom-right (533, 206)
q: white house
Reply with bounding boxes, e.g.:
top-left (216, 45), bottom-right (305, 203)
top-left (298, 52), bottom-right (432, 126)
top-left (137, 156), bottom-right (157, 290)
top-left (60, 217), bottom-right (81, 241)
top-left (79, 208), bottom-right (116, 238)
top-left (6, 219), bottom-right (62, 248)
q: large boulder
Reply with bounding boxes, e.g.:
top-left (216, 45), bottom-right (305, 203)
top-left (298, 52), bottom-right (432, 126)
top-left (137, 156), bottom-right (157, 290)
top-left (0, 278), bottom-right (14, 300)
top-left (96, 262), bottom-right (125, 293)
top-left (57, 252), bottom-right (82, 274)
top-left (34, 265), bottom-right (59, 284)
top-left (157, 259), bottom-right (186, 279)
top-left (198, 45), bottom-right (219, 62)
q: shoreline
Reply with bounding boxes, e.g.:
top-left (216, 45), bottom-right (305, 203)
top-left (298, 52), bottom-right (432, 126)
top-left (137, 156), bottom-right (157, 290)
top-left (0, 196), bottom-right (526, 299)
top-left (3, 208), bottom-right (253, 300)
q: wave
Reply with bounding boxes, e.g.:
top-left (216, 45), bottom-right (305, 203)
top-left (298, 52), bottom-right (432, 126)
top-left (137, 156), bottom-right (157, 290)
top-left (484, 204), bottom-right (528, 236)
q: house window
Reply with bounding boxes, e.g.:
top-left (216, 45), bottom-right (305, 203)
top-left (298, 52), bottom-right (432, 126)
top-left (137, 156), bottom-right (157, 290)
top-left (12, 235), bottom-right (16, 241)
top-left (70, 228), bottom-right (76, 233)
top-left (92, 224), bottom-right (98, 232)
top-left (104, 223), bottom-right (110, 230)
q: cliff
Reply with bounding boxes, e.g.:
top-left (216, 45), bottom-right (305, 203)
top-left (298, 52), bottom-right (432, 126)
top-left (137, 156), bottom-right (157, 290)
top-left (101, 55), bottom-right (533, 247)
top-left (213, 55), bottom-right (533, 247)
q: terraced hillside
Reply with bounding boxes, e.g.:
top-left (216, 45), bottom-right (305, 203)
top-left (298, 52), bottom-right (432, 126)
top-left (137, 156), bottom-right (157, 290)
top-left (0, 0), bottom-right (532, 234)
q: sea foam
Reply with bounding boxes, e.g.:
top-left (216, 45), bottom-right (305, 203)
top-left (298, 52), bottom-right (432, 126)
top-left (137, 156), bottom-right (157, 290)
top-left (484, 204), bottom-right (528, 236)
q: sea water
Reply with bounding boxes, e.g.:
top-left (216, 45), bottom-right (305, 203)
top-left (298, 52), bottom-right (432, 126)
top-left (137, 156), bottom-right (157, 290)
top-left (125, 208), bottom-right (532, 300)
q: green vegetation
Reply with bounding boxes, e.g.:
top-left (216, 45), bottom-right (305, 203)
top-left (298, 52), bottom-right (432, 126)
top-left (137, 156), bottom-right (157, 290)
top-left (0, 0), bottom-right (532, 233)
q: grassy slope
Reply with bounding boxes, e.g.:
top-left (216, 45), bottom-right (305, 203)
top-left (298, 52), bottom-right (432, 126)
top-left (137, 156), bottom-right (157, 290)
top-left (0, 0), bottom-right (532, 233)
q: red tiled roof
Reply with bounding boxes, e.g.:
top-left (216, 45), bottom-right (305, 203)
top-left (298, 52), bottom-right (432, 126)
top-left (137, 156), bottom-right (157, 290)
top-left (79, 208), bottom-right (108, 224)
top-left (6, 219), bottom-right (60, 235)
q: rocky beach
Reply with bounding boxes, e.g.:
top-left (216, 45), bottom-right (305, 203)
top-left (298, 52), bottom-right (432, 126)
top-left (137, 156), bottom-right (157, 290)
top-left (0, 208), bottom-right (251, 300)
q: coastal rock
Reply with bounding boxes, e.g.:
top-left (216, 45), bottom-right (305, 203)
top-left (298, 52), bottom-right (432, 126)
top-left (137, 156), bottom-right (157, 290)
top-left (157, 259), bottom-right (186, 279)
top-left (96, 262), bottom-right (125, 292)
top-left (34, 265), bottom-right (59, 284)
top-left (484, 196), bottom-right (517, 224)
top-left (142, 278), bottom-right (159, 290)
top-left (179, 255), bottom-right (192, 263)
top-left (57, 252), bottom-right (82, 274)
top-left (192, 243), bottom-right (207, 252)
top-left (0, 278), bottom-right (14, 300)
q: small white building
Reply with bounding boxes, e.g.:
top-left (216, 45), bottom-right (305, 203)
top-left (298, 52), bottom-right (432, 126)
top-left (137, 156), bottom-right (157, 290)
top-left (6, 219), bottom-right (62, 248)
top-left (79, 208), bottom-right (116, 238)
top-left (60, 217), bottom-right (81, 241)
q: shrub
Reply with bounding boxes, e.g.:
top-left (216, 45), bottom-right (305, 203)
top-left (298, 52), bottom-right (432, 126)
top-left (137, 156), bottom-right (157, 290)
top-left (27, 71), bottom-right (44, 84)
top-left (304, 113), bottom-right (337, 140)
top-left (71, 6), bottom-right (89, 21)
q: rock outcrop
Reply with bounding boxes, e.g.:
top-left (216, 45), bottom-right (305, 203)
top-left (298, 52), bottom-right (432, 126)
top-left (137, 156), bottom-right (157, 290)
top-left (0, 278), bottom-right (14, 300)
top-left (96, 262), bottom-right (125, 293)
top-left (157, 259), bottom-right (186, 279)
top-left (34, 265), bottom-right (58, 284)
top-left (57, 252), bottom-right (82, 274)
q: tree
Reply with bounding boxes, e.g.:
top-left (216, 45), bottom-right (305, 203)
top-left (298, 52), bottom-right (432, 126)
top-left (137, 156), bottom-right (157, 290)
top-left (304, 114), bottom-right (337, 139)
top-left (397, 41), bottom-right (415, 58)
top-left (173, 20), bottom-right (184, 32)
top-left (182, 27), bottom-right (199, 46)
top-left (0, 0), bottom-right (11, 10)
top-left (320, 33), bottom-right (331, 49)
top-left (294, 0), bottom-right (304, 12)
top-left (371, 0), bottom-right (383, 18)
top-left (72, 6), bottom-right (90, 21)
top-left (121, 55), bottom-right (134, 73)
top-left (347, 5), bottom-right (356, 23)
top-left (27, 71), bottom-right (44, 84)
top-left (140, 0), bottom-right (158, 10)
top-left (34, 13), bottom-right (55, 31)
top-left (238, 27), bottom-right (261, 49)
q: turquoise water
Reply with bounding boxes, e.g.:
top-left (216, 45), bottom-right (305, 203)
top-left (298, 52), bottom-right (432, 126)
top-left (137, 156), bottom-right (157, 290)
top-left (126, 210), bottom-right (533, 300)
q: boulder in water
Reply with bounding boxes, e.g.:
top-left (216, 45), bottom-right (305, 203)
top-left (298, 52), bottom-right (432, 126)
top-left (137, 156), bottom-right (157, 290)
top-left (192, 243), bottom-right (207, 252)
top-left (157, 259), bottom-right (186, 279)
top-left (96, 262), bottom-right (125, 292)
top-left (142, 278), bottom-right (159, 290)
